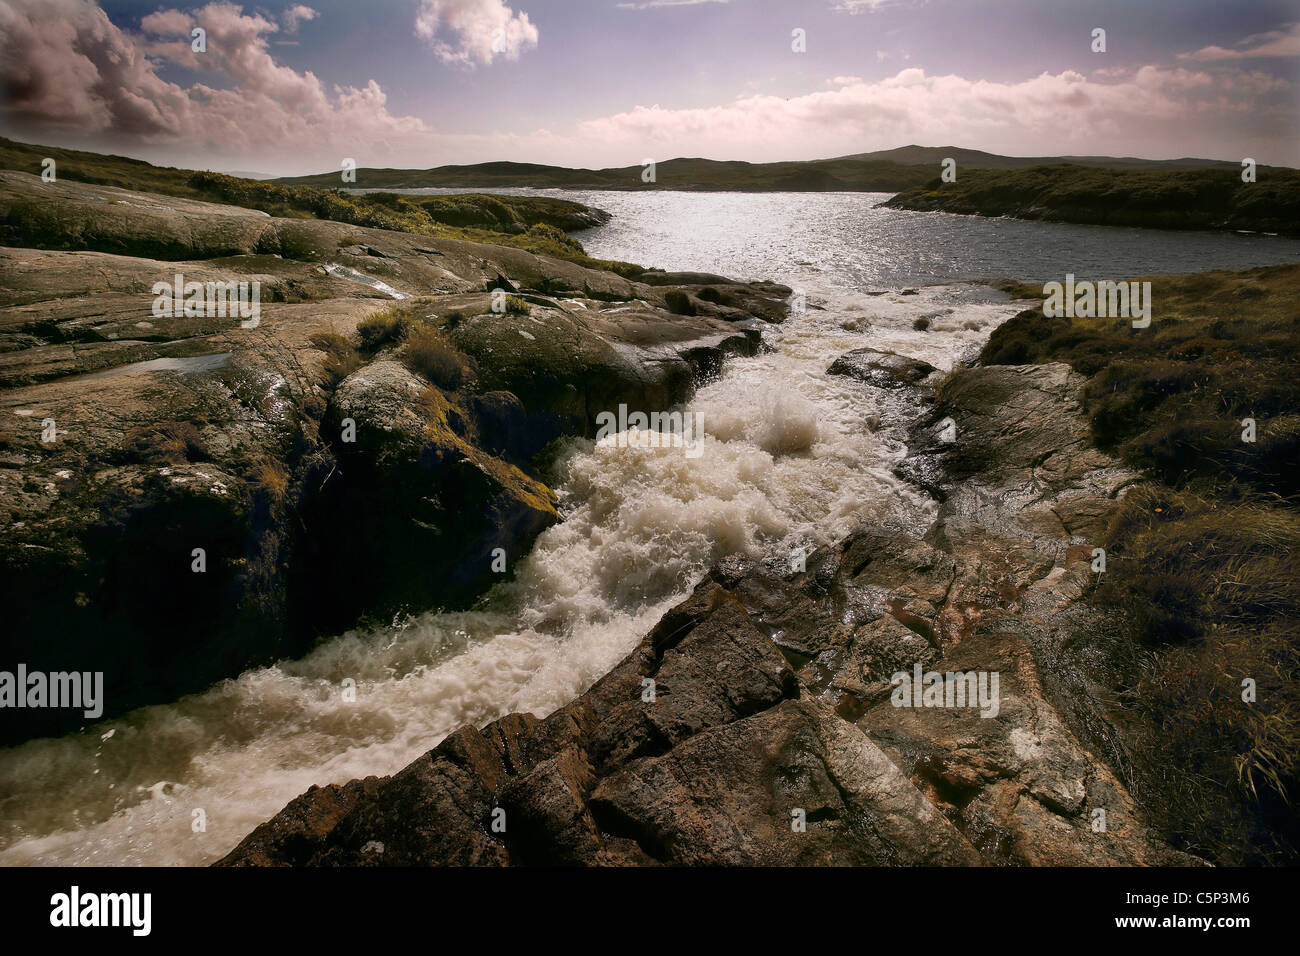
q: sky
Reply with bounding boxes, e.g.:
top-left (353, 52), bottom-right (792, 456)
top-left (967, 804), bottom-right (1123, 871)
top-left (0, 0), bottom-right (1297, 175)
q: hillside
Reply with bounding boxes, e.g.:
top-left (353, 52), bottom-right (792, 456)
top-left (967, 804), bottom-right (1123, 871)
top-left (883, 164), bottom-right (1300, 236)
top-left (272, 146), bottom-right (1273, 192)
top-left (0, 136), bottom-right (636, 276)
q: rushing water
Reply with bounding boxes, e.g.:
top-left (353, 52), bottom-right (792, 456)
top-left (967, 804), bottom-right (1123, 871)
top-left (2, 194), bottom-right (1297, 866)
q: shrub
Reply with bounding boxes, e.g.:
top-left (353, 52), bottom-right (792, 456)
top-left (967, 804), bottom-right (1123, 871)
top-left (356, 308), bottom-right (410, 349)
top-left (309, 331), bottom-right (363, 386)
top-left (913, 317), bottom-right (931, 331)
top-left (403, 326), bottom-right (472, 390)
top-left (504, 295), bottom-right (530, 315)
top-left (523, 222), bottom-right (583, 253)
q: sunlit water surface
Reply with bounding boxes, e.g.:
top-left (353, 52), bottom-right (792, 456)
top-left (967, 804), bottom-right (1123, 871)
top-left (3, 192), bottom-right (1297, 865)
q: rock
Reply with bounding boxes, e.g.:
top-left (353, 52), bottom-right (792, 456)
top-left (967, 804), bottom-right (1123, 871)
top-left (214, 777), bottom-right (386, 867)
top-left (222, 360), bottom-right (1196, 867)
top-left (588, 699), bottom-right (981, 865)
top-left (446, 296), bottom-right (762, 444)
top-left (0, 173), bottom-right (788, 741)
top-left (827, 347), bottom-right (936, 388)
top-left (298, 360), bottom-right (557, 626)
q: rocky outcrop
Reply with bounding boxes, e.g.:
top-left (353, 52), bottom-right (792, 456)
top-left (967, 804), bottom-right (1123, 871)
top-left (219, 361), bottom-right (1199, 867)
top-left (827, 347), bottom-right (936, 388)
top-left (880, 165), bottom-right (1300, 237)
top-left (0, 173), bottom-right (788, 742)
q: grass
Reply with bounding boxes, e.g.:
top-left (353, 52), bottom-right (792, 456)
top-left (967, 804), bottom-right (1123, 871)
top-left (888, 164), bottom-right (1300, 235)
top-left (403, 326), bottom-right (473, 390)
top-left (355, 307), bottom-right (411, 349)
top-left (0, 136), bottom-right (645, 277)
top-left (981, 261), bottom-right (1300, 863)
top-left (312, 304), bottom-right (477, 393)
top-left (309, 331), bottom-right (364, 387)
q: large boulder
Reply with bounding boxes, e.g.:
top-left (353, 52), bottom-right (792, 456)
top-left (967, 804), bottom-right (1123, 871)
top-left (296, 360), bottom-right (556, 628)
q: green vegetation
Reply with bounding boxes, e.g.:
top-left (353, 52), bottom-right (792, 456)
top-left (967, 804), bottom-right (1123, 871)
top-left (888, 165), bottom-right (1300, 236)
top-left (696, 286), bottom-right (738, 307)
top-left (272, 155), bottom-right (942, 192)
top-left (502, 294), bottom-right (530, 315)
top-left (403, 325), bottom-right (473, 390)
top-left (0, 136), bottom-right (641, 276)
top-left (311, 304), bottom-right (478, 393)
top-left (355, 307), bottom-right (411, 349)
top-left (309, 331), bottom-right (364, 387)
top-left (983, 262), bottom-right (1300, 863)
top-left (271, 147), bottom-right (1263, 194)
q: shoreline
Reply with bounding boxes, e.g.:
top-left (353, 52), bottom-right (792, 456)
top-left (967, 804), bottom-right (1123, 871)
top-left (1, 159), bottom-right (1294, 865)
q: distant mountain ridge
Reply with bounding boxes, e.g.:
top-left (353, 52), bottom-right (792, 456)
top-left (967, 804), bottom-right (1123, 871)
top-left (272, 145), bottom-right (1278, 192)
top-left (834, 145), bottom-right (1247, 171)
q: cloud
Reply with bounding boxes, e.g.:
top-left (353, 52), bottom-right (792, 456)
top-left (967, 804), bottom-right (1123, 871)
top-left (0, 1), bottom-right (1293, 173)
top-left (569, 65), bottom-right (1293, 164)
top-left (1179, 22), bottom-right (1300, 61)
top-left (414, 0), bottom-right (538, 65)
top-left (281, 4), bottom-right (317, 33)
top-left (833, 0), bottom-right (923, 13)
top-left (0, 0), bottom-right (429, 168)
top-left (616, 0), bottom-right (730, 9)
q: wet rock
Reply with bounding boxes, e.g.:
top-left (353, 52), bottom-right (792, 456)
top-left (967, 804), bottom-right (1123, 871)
top-left (0, 174), bottom-right (788, 740)
top-left (827, 347), bottom-right (936, 388)
top-left (223, 357), bottom-right (1196, 867)
top-left (298, 360), bottom-right (556, 627)
top-left (446, 298), bottom-right (757, 443)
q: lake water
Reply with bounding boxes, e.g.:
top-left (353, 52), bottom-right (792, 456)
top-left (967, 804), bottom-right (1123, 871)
top-left (1, 193), bottom-right (1296, 866)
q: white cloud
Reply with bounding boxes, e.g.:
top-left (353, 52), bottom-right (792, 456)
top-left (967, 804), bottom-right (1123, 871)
top-left (1179, 22), bottom-right (1300, 61)
top-left (0, 1), bottom-right (1293, 173)
top-left (568, 65), bottom-right (1292, 164)
top-left (0, 0), bottom-right (428, 169)
top-left (834, 0), bottom-right (923, 13)
top-left (281, 4), bottom-right (317, 33)
top-left (414, 0), bottom-right (538, 66)
top-left (616, 0), bottom-right (730, 9)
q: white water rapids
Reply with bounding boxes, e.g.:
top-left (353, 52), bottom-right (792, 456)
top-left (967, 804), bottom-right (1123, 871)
top-left (0, 277), bottom-right (1015, 865)
top-left (8, 190), bottom-right (1298, 866)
